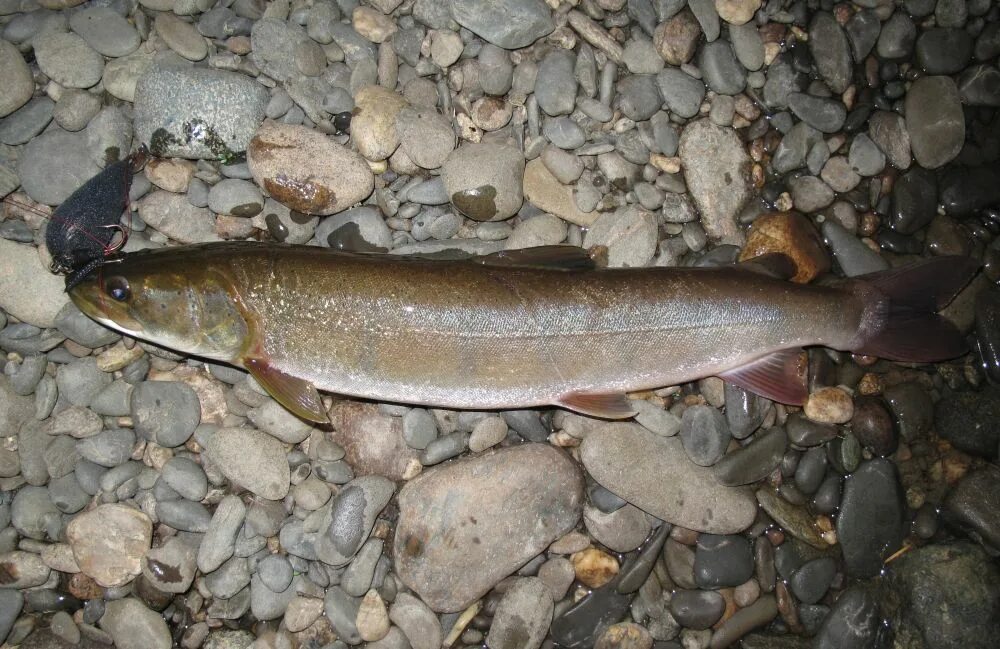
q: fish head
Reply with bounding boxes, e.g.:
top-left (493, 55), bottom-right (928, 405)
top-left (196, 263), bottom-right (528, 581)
top-left (69, 250), bottom-right (249, 362)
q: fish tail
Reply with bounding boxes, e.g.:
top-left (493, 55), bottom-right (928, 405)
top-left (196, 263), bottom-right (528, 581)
top-left (851, 256), bottom-right (979, 362)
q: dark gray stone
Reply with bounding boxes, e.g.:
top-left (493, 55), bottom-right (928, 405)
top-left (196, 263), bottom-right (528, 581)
top-left (836, 459), bottom-right (905, 578)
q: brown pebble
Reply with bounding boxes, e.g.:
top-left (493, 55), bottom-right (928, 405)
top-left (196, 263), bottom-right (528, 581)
top-left (571, 548), bottom-right (619, 588)
top-left (851, 396), bottom-right (898, 456)
top-left (804, 387), bottom-right (854, 424)
top-left (67, 572), bottom-right (103, 600)
top-left (739, 212), bottom-right (830, 283)
top-left (669, 525), bottom-right (700, 545)
top-left (594, 622), bottom-right (653, 649)
top-left (857, 372), bottom-right (883, 395)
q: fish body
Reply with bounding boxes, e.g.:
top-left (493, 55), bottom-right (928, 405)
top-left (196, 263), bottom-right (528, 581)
top-left (69, 242), bottom-right (976, 423)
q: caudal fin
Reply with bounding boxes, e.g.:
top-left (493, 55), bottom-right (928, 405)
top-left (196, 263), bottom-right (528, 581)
top-left (854, 257), bottom-right (979, 362)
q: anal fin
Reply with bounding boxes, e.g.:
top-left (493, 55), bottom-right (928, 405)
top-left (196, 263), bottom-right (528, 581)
top-left (557, 391), bottom-right (637, 419)
top-left (717, 348), bottom-right (809, 406)
top-left (245, 357), bottom-right (329, 424)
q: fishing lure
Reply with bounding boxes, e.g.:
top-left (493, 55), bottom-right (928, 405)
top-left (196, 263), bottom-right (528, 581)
top-left (43, 145), bottom-right (148, 289)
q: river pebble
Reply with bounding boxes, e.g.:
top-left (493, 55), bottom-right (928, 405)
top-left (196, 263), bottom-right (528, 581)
top-left (394, 444), bottom-right (582, 611)
top-left (582, 424), bottom-right (756, 534)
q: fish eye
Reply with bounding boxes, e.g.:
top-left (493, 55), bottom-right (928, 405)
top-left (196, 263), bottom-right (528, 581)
top-left (104, 276), bottom-right (131, 302)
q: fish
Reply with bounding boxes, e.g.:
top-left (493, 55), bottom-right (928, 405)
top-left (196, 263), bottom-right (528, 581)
top-left (68, 241), bottom-right (978, 424)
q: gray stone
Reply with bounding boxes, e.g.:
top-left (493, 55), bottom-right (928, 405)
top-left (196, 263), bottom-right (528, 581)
top-left (394, 444), bottom-right (582, 612)
top-left (787, 93), bottom-right (846, 133)
top-left (17, 128), bottom-right (101, 205)
top-left (712, 426), bottom-right (787, 486)
top-left (449, 0), bottom-right (555, 50)
top-left (699, 40), bottom-right (746, 95)
top-left (905, 76), bottom-right (965, 169)
top-left (679, 119), bottom-right (751, 244)
top-left (836, 459), bottom-right (905, 578)
top-left (582, 205), bottom-right (658, 268)
top-left (33, 31), bottom-right (104, 89)
top-left (880, 542), bottom-right (1000, 649)
top-left (809, 12), bottom-right (852, 94)
top-left (99, 598), bottom-right (171, 649)
top-left (135, 68), bottom-right (269, 159)
top-left (877, 11), bottom-right (917, 59)
top-left (441, 142), bottom-right (524, 221)
top-left (581, 423), bottom-right (756, 534)
top-left (69, 7), bottom-right (141, 58)
top-left (75, 428), bottom-right (135, 467)
top-left (315, 475), bottom-right (395, 566)
top-left (207, 178), bottom-right (263, 217)
top-left (131, 381), bottom-right (201, 447)
top-left (0, 97), bottom-right (54, 146)
top-left (205, 427), bottom-right (291, 500)
top-left (388, 592), bottom-right (441, 649)
top-left (157, 499), bottom-right (213, 532)
top-left (488, 577), bottom-right (553, 649)
top-left (616, 74), bottom-right (662, 121)
top-left (534, 49), bottom-right (577, 116)
top-left (197, 495), bottom-right (246, 573)
top-left (0, 39), bottom-right (32, 118)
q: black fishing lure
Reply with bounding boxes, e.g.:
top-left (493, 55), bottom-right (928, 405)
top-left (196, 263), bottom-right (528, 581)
top-left (45, 146), bottom-right (148, 290)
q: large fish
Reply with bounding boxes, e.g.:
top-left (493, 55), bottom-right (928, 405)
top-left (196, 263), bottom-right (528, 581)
top-left (69, 242), bottom-right (977, 423)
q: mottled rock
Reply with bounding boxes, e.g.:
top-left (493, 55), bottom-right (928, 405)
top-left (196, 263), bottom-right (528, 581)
top-left (679, 120), bottom-right (751, 245)
top-left (67, 504), bottom-right (153, 587)
top-left (581, 423), bottom-right (756, 534)
top-left (393, 444), bottom-right (583, 612)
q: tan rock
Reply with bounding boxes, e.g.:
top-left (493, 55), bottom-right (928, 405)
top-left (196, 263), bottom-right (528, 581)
top-left (248, 120), bottom-right (373, 215)
top-left (715, 0), bottom-right (762, 26)
top-left (595, 622), bottom-right (653, 649)
top-left (145, 158), bottom-right (196, 193)
top-left (805, 387), bottom-right (854, 424)
top-left (66, 504), bottom-right (152, 587)
top-left (522, 159), bottom-right (597, 227)
top-left (356, 589), bottom-right (390, 642)
top-left (284, 595), bottom-right (324, 633)
top-left (353, 6), bottom-right (397, 43)
top-left (739, 211), bottom-right (830, 283)
top-left (328, 401), bottom-right (421, 481)
top-left (352, 86), bottom-right (409, 162)
top-left (571, 547), bottom-right (619, 588)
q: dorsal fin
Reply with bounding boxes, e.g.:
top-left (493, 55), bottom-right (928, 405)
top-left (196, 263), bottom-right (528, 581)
top-left (478, 245), bottom-right (598, 271)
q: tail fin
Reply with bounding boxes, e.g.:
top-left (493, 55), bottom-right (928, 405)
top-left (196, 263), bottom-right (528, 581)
top-left (854, 257), bottom-right (979, 363)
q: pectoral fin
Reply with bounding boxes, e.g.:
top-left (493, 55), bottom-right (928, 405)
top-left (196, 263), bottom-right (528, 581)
top-left (245, 357), bottom-right (328, 424)
top-left (557, 391), bottom-right (637, 419)
top-left (717, 348), bottom-right (808, 405)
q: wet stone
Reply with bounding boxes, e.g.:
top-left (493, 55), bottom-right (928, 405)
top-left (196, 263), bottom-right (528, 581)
top-left (787, 93), bottom-right (846, 134)
top-left (905, 76), bottom-right (965, 170)
top-left (934, 386), bottom-right (1000, 458)
top-left (713, 427), bottom-right (787, 486)
top-left (916, 28), bottom-right (973, 75)
top-left (680, 405), bottom-right (730, 466)
top-left (205, 427), bottom-right (290, 500)
top-left (837, 459), bottom-right (905, 578)
top-left (880, 542), bottom-right (1000, 649)
top-left (877, 11), bottom-right (917, 60)
top-left (669, 589), bottom-right (725, 630)
top-left (789, 557), bottom-right (836, 604)
top-left (699, 40), bottom-right (746, 96)
top-left (142, 536), bottom-right (196, 594)
top-left (442, 142), bottom-right (524, 222)
top-left (814, 587), bottom-right (879, 649)
top-left (535, 49), bottom-right (577, 117)
top-left (694, 533), bottom-right (754, 589)
top-left (793, 447), bottom-right (827, 495)
top-left (943, 466), bottom-right (1000, 554)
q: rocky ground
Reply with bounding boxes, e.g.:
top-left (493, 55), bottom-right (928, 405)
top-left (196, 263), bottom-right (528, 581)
top-left (1, 0), bottom-right (1000, 648)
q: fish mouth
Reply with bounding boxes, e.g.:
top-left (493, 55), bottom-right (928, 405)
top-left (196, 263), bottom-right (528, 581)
top-left (68, 281), bottom-right (144, 338)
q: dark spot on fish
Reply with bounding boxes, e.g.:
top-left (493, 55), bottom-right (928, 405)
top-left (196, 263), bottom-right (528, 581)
top-left (145, 558), bottom-right (183, 583)
top-left (0, 561), bottom-right (17, 584)
top-left (265, 213), bottom-right (289, 242)
top-left (404, 534), bottom-right (424, 558)
top-left (263, 175), bottom-right (334, 214)
top-left (470, 515), bottom-right (478, 524)
top-left (327, 222), bottom-right (387, 253)
top-left (724, 172), bottom-right (733, 185)
top-left (452, 185), bottom-right (498, 221)
top-left (472, 536), bottom-right (481, 545)
top-left (230, 202), bottom-right (263, 218)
